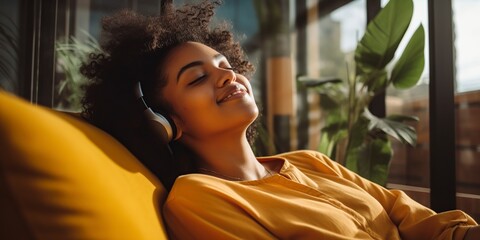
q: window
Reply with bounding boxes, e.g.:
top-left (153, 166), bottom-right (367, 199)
top-left (453, 0), bottom-right (480, 221)
top-left (453, 0), bottom-right (480, 93)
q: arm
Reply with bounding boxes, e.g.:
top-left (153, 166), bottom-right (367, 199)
top-left (305, 151), bottom-right (478, 240)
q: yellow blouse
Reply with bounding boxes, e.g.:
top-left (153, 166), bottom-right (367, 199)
top-left (163, 150), bottom-right (477, 239)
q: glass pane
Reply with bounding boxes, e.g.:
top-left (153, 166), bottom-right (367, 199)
top-left (302, 0), bottom-right (366, 150)
top-left (0, 1), bottom-right (20, 94)
top-left (453, 0), bottom-right (480, 93)
top-left (383, 0), bottom-right (431, 207)
top-left (53, 0), bottom-right (164, 111)
top-left (453, 0), bottom-right (480, 222)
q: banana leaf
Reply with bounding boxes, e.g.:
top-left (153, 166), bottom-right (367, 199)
top-left (391, 25), bottom-right (425, 89)
top-left (355, 0), bottom-right (413, 74)
top-left (346, 137), bottom-right (393, 186)
top-left (364, 109), bottom-right (417, 146)
top-left (319, 120), bottom-right (347, 158)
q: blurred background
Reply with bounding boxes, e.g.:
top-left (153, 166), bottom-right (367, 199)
top-left (1, 0), bottom-right (479, 221)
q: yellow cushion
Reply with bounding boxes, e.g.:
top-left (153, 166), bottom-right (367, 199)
top-left (0, 91), bottom-right (168, 239)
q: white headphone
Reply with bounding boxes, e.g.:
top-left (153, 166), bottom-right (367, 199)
top-left (134, 82), bottom-right (178, 143)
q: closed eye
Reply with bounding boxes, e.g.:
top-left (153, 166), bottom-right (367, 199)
top-left (188, 75), bottom-right (207, 86)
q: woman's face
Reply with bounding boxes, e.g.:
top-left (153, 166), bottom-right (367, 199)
top-left (158, 42), bottom-right (258, 142)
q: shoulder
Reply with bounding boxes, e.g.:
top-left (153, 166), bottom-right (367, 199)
top-left (274, 150), bottom-right (328, 161)
top-left (275, 150), bottom-right (335, 168)
top-left (165, 174), bottom-right (241, 207)
top-left (163, 174), bottom-right (254, 219)
top-left (168, 174), bottom-right (232, 198)
top-left (268, 150), bottom-right (345, 177)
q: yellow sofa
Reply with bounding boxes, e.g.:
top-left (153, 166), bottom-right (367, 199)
top-left (0, 90), bottom-right (169, 239)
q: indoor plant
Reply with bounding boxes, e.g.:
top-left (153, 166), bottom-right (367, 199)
top-left (55, 31), bottom-right (101, 111)
top-left (302, 0), bottom-right (425, 186)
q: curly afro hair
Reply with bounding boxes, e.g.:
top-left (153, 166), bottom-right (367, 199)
top-left (80, 0), bottom-right (255, 190)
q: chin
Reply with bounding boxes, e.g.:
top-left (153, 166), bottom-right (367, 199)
top-left (245, 103), bottom-right (259, 120)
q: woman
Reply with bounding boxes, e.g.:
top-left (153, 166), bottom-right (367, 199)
top-left (81, 1), bottom-right (479, 239)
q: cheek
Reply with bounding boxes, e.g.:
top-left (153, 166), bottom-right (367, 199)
top-left (237, 76), bottom-right (253, 93)
top-left (174, 87), bottom-right (215, 121)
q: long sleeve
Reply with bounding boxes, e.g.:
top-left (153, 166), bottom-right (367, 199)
top-left (301, 150), bottom-right (478, 240)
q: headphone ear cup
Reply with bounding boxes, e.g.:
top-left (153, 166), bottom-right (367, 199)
top-left (143, 108), bottom-right (177, 143)
top-left (134, 81), bottom-right (178, 143)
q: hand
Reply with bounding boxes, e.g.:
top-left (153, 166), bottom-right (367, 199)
top-left (464, 226), bottom-right (480, 240)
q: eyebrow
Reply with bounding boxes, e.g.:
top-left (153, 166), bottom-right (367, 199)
top-left (176, 54), bottom-right (226, 82)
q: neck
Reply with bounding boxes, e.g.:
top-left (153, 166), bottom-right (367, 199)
top-left (183, 130), bottom-right (267, 181)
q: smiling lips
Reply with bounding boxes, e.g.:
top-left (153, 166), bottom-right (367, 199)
top-left (218, 85), bottom-right (248, 103)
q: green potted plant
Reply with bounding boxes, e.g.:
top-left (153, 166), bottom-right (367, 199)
top-left (301, 0), bottom-right (425, 186)
top-left (55, 31), bottom-right (101, 111)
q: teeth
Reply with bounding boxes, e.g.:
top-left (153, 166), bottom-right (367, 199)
top-left (222, 90), bottom-right (244, 102)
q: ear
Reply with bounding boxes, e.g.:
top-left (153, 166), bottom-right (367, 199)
top-left (170, 115), bottom-right (183, 141)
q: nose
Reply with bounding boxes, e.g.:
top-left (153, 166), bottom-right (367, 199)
top-left (215, 68), bottom-right (236, 88)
